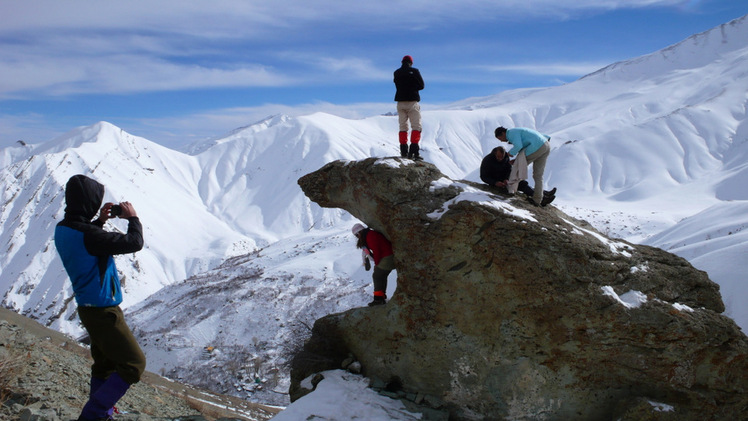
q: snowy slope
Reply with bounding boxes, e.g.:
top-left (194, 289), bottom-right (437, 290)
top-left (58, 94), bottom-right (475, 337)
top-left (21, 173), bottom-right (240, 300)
top-left (0, 13), bottom-right (746, 414)
top-left (133, 15), bottom-right (748, 409)
top-left (0, 122), bottom-right (254, 334)
top-left (192, 113), bottom-right (389, 241)
top-left (127, 228), bottom-right (389, 405)
top-left (644, 202), bottom-right (748, 329)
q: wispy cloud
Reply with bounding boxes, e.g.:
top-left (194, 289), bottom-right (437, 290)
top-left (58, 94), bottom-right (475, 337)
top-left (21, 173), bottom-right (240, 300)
top-left (0, 1), bottom-right (694, 32)
top-left (0, 0), bottom-right (731, 148)
top-left (0, 56), bottom-right (294, 97)
top-left (0, 0), bottom-right (698, 98)
top-left (477, 62), bottom-right (611, 77)
top-left (0, 113), bottom-right (65, 145)
top-left (284, 54), bottom-right (392, 82)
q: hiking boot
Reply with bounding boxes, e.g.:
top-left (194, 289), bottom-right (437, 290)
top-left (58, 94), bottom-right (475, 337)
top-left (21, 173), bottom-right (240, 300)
top-left (368, 296), bottom-right (386, 306)
top-left (541, 194), bottom-right (556, 207)
top-left (543, 187), bottom-right (557, 197)
top-left (407, 143), bottom-right (421, 160)
top-left (400, 143), bottom-right (408, 158)
top-left (517, 180), bottom-right (533, 197)
top-left (78, 373), bottom-right (130, 421)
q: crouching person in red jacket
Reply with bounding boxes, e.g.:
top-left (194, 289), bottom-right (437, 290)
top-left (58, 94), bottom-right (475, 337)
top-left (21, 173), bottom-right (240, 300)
top-left (352, 223), bottom-right (395, 306)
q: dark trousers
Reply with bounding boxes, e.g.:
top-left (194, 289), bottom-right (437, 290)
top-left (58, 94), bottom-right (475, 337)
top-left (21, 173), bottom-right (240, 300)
top-left (78, 306), bottom-right (146, 384)
top-left (372, 255), bottom-right (395, 297)
top-left (373, 267), bottom-right (391, 296)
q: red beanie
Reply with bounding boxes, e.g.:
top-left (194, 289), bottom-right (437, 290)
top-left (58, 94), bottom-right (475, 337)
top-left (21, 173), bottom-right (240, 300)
top-left (402, 55), bottom-right (413, 64)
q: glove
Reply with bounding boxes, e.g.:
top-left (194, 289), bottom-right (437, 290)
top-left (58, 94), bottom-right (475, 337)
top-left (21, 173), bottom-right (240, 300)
top-left (364, 258), bottom-right (371, 271)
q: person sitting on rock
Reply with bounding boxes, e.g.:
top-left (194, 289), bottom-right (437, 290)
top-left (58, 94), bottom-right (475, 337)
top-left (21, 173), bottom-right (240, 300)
top-left (352, 223), bottom-right (395, 306)
top-left (480, 146), bottom-right (556, 204)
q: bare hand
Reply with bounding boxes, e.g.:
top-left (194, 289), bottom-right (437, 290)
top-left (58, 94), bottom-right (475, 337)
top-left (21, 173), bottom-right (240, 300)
top-left (118, 201), bottom-right (137, 218)
top-left (97, 202), bottom-right (115, 223)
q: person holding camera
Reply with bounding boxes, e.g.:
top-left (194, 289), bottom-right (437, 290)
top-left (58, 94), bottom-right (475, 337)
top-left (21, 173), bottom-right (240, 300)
top-left (54, 174), bottom-right (145, 421)
top-left (352, 223), bottom-right (395, 306)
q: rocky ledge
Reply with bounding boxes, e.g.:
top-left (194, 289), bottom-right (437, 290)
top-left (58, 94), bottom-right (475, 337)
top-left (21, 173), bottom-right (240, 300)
top-left (0, 307), bottom-right (277, 421)
top-left (292, 157), bottom-right (748, 421)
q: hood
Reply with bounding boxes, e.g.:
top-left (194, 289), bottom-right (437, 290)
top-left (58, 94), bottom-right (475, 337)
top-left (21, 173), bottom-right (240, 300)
top-left (64, 174), bottom-right (105, 221)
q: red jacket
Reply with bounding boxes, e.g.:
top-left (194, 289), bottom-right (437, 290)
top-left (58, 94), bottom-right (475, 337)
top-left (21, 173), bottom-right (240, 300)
top-left (363, 229), bottom-right (393, 265)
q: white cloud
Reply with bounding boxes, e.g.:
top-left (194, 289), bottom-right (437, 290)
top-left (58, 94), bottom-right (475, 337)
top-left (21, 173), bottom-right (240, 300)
top-left (0, 1), bottom-right (692, 32)
top-left (287, 54), bottom-right (392, 81)
top-left (0, 52), bottom-right (295, 97)
top-left (0, 114), bottom-right (66, 146)
top-left (87, 57), bottom-right (292, 93)
top-left (478, 62), bottom-right (612, 77)
top-left (0, 0), bottom-right (702, 98)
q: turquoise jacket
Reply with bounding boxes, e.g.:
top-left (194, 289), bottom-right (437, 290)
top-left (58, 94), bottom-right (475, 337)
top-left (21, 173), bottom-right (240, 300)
top-left (505, 128), bottom-right (550, 157)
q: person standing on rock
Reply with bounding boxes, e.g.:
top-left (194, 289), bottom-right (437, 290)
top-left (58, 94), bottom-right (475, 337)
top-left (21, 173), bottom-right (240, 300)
top-left (352, 223), bottom-right (395, 306)
top-left (394, 55), bottom-right (425, 160)
top-left (54, 174), bottom-right (146, 421)
top-left (494, 126), bottom-right (553, 207)
top-left (480, 146), bottom-right (556, 204)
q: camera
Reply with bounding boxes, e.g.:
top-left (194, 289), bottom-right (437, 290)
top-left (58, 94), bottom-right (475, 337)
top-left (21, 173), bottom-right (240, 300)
top-left (110, 204), bottom-right (123, 217)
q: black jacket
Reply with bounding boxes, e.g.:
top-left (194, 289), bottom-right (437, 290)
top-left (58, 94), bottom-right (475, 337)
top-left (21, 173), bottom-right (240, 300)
top-left (480, 149), bottom-right (511, 186)
top-left (58, 175), bottom-right (143, 256)
top-left (394, 65), bottom-right (424, 102)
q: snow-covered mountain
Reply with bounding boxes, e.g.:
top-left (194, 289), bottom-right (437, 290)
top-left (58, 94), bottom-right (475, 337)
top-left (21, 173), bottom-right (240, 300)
top-left (1, 13), bottom-right (746, 411)
top-left (0, 123), bottom-right (257, 332)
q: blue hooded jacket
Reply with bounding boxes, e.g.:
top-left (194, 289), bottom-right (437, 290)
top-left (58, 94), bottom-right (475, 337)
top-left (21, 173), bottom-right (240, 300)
top-left (54, 175), bottom-right (143, 307)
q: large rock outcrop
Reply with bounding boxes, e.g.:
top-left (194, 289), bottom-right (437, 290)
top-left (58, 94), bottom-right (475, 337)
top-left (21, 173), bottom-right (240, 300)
top-left (293, 158), bottom-right (748, 420)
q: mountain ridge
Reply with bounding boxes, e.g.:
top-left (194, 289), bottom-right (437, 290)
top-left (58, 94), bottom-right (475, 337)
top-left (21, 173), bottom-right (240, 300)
top-left (0, 12), bottom-right (746, 409)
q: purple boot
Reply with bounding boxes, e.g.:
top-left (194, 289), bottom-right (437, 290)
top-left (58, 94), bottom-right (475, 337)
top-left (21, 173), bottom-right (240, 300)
top-left (90, 376), bottom-right (118, 419)
top-left (78, 373), bottom-right (130, 421)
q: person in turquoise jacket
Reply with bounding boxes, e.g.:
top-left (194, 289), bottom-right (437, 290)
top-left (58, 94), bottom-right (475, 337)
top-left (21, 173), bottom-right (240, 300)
top-left (494, 126), bottom-right (554, 206)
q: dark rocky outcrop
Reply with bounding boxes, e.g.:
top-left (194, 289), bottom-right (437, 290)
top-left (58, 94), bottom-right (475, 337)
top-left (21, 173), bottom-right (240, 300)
top-left (293, 157), bottom-right (748, 420)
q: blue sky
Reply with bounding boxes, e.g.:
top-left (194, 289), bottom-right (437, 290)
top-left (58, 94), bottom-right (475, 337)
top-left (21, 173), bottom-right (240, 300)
top-left (1, 0), bottom-right (746, 149)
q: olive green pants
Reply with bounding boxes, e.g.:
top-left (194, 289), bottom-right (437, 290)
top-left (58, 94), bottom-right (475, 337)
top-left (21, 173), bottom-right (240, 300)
top-left (78, 306), bottom-right (146, 384)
